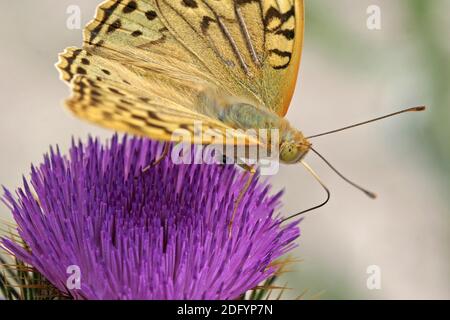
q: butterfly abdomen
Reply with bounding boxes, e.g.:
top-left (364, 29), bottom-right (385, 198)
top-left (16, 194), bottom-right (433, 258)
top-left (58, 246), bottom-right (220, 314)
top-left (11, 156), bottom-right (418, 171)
top-left (194, 88), bottom-right (279, 130)
top-left (209, 99), bottom-right (306, 150)
top-left (220, 103), bottom-right (282, 130)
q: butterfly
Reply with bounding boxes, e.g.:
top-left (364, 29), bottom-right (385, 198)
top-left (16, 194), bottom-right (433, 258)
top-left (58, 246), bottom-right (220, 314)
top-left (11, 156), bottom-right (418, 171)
top-left (57, 0), bottom-right (425, 221)
top-left (57, 0), bottom-right (309, 162)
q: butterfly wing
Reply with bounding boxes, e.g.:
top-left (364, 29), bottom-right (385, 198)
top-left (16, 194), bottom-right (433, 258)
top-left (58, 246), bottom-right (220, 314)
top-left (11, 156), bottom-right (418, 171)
top-left (58, 47), bottom-right (257, 145)
top-left (152, 0), bottom-right (304, 116)
top-left (58, 1), bottom-right (260, 145)
top-left (57, 0), bottom-right (304, 144)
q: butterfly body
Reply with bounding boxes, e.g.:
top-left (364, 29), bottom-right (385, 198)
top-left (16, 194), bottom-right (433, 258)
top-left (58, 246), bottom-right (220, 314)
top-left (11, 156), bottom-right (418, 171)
top-left (213, 101), bottom-right (310, 163)
top-left (193, 83), bottom-right (310, 163)
top-left (57, 0), bottom-right (306, 163)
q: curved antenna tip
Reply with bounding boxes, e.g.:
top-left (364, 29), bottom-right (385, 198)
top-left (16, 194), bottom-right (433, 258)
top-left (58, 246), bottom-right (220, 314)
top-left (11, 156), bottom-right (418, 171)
top-left (310, 147), bottom-right (378, 200)
top-left (365, 191), bottom-right (377, 199)
top-left (412, 106), bottom-right (426, 112)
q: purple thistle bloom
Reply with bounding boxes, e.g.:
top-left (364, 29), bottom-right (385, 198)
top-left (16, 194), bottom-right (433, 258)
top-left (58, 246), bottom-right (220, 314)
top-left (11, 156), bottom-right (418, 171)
top-left (1, 135), bottom-right (299, 300)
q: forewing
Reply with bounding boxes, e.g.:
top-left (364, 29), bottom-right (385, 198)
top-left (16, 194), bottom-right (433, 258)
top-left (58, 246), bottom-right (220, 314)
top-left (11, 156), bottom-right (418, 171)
top-left (57, 0), bottom-right (303, 146)
top-left (57, 1), bottom-right (259, 145)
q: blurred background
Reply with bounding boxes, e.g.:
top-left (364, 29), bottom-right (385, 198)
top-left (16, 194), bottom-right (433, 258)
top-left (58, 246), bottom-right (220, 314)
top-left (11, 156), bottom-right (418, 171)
top-left (0, 0), bottom-right (448, 299)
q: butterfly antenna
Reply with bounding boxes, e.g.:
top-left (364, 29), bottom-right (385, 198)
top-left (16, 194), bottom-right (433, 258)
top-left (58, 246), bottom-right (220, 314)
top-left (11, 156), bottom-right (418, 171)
top-left (310, 147), bottom-right (377, 199)
top-left (282, 161), bottom-right (330, 223)
top-left (306, 106), bottom-right (426, 139)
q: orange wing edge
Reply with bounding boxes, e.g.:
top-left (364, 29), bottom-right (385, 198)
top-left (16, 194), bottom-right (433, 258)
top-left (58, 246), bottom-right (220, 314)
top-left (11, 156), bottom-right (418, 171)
top-left (279, 0), bottom-right (305, 117)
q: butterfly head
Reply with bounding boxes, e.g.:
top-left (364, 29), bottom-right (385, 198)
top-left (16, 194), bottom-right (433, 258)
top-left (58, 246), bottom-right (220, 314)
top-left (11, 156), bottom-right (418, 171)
top-left (279, 132), bottom-right (311, 164)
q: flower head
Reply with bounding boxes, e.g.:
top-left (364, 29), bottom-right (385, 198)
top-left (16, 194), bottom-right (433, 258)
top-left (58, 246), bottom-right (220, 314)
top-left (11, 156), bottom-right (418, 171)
top-left (1, 135), bottom-right (299, 300)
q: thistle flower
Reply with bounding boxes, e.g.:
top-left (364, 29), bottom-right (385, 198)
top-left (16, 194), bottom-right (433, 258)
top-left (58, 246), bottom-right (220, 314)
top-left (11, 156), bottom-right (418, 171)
top-left (1, 135), bottom-right (299, 300)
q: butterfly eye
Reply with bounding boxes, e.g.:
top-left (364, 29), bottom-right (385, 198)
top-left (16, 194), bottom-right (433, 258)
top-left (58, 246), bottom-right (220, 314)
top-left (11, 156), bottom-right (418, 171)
top-left (280, 143), bottom-right (303, 164)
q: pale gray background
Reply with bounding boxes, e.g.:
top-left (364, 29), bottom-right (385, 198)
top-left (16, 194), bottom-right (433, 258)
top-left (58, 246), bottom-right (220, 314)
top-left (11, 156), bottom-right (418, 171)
top-left (0, 0), bottom-right (449, 299)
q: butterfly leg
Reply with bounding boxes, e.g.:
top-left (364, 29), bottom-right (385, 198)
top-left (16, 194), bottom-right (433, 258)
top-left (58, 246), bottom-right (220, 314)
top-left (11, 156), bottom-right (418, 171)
top-left (142, 142), bottom-right (170, 173)
top-left (229, 163), bottom-right (256, 235)
top-left (218, 154), bottom-right (234, 168)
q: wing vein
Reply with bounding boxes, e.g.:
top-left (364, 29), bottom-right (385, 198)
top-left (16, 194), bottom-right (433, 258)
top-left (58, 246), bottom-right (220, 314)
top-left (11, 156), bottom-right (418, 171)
top-left (234, 3), bottom-right (261, 66)
top-left (201, 0), bottom-right (250, 75)
top-left (157, 0), bottom-right (233, 76)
